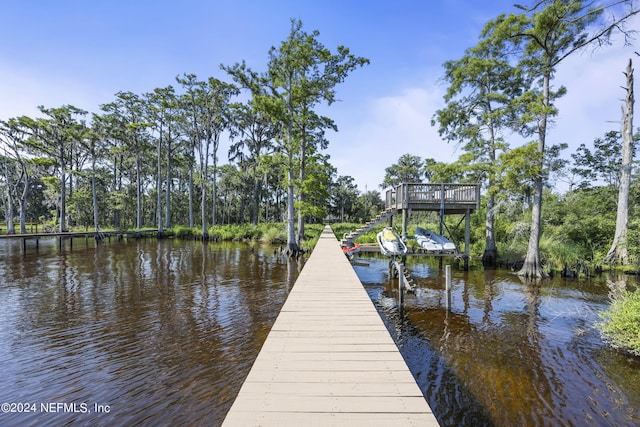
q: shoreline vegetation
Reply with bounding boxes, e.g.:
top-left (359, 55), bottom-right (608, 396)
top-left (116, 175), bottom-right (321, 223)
top-left (598, 290), bottom-right (640, 358)
top-left (4, 221), bottom-right (640, 275)
top-left (0, 222), bottom-right (327, 254)
top-left (170, 222), bottom-right (325, 253)
top-left (3, 220), bottom-right (639, 357)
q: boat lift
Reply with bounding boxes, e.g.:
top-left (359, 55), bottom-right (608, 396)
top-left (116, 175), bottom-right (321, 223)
top-left (348, 182), bottom-right (479, 312)
top-left (342, 183), bottom-right (479, 267)
top-left (384, 182), bottom-right (480, 269)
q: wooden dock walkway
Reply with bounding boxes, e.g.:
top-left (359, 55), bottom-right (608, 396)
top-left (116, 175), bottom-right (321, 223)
top-left (222, 225), bottom-right (439, 426)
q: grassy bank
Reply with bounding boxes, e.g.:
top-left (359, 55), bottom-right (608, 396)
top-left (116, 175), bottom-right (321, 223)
top-left (168, 223), bottom-right (325, 252)
top-left (598, 290), bottom-right (640, 357)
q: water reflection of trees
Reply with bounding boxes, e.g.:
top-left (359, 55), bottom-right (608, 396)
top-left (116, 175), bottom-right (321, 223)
top-left (378, 267), bottom-right (640, 426)
top-left (1, 239), bottom-right (298, 425)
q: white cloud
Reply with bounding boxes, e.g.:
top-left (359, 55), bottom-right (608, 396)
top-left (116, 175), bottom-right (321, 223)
top-left (328, 82), bottom-right (455, 193)
top-left (0, 65), bottom-right (47, 118)
top-left (0, 63), bottom-right (112, 119)
top-left (550, 11), bottom-right (640, 154)
top-left (329, 14), bottom-right (639, 195)
top-left (552, 44), bottom-right (637, 152)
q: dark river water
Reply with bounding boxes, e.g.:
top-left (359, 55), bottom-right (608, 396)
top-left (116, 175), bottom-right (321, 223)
top-left (1, 237), bottom-right (640, 426)
top-left (353, 253), bottom-right (640, 427)
top-left (0, 237), bottom-right (300, 426)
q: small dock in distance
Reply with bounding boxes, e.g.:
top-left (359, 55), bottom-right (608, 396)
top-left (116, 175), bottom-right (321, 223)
top-left (222, 225), bottom-right (439, 426)
top-left (0, 229), bottom-right (159, 253)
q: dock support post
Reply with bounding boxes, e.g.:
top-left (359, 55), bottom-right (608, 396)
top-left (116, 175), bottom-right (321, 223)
top-left (464, 209), bottom-right (471, 271)
top-left (439, 183), bottom-right (445, 236)
top-left (401, 208), bottom-right (408, 240)
top-left (397, 261), bottom-right (404, 315)
top-left (445, 265), bottom-right (452, 310)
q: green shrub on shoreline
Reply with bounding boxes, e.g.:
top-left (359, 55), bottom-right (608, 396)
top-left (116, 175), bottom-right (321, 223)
top-left (598, 290), bottom-right (640, 357)
top-left (166, 223), bottom-right (324, 249)
top-left (167, 223), bottom-right (285, 243)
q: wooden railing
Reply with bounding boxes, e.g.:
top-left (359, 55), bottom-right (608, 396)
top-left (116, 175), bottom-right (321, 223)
top-left (385, 183), bottom-right (480, 212)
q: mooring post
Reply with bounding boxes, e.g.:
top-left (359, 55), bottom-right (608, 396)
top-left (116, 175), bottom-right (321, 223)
top-left (402, 208), bottom-right (408, 241)
top-left (464, 209), bottom-right (471, 271)
top-left (397, 261), bottom-right (404, 314)
top-left (439, 183), bottom-right (445, 236)
top-left (445, 264), bottom-right (451, 310)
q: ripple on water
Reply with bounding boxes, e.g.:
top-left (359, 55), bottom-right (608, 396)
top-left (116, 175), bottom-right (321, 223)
top-left (0, 239), bottom-right (294, 426)
top-left (353, 253), bottom-right (640, 426)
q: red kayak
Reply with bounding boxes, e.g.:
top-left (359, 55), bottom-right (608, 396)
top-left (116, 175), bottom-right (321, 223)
top-left (341, 242), bottom-right (361, 255)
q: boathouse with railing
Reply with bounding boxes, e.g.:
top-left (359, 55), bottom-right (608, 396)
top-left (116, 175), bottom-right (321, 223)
top-left (343, 182), bottom-right (480, 269)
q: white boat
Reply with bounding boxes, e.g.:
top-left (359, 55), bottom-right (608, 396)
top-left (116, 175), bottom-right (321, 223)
top-left (414, 227), bottom-right (442, 251)
top-left (414, 227), bottom-right (456, 252)
top-left (376, 227), bottom-right (408, 257)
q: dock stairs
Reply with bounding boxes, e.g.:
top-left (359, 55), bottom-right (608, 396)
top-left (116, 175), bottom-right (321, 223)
top-left (340, 208), bottom-right (397, 246)
top-left (341, 210), bottom-right (418, 293)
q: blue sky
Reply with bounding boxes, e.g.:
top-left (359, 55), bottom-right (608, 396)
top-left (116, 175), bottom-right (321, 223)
top-left (1, 1), bottom-right (638, 194)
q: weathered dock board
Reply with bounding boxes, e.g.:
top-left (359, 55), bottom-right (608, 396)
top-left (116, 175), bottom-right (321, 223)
top-left (222, 225), bottom-right (439, 427)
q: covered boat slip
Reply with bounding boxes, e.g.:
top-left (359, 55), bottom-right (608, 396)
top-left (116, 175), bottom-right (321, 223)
top-left (385, 182), bottom-right (480, 269)
top-left (222, 226), bottom-right (438, 427)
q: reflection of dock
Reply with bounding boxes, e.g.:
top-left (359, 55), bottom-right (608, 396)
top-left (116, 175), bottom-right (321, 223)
top-left (222, 225), bottom-right (439, 426)
top-left (0, 229), bottom-right (159, 252)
